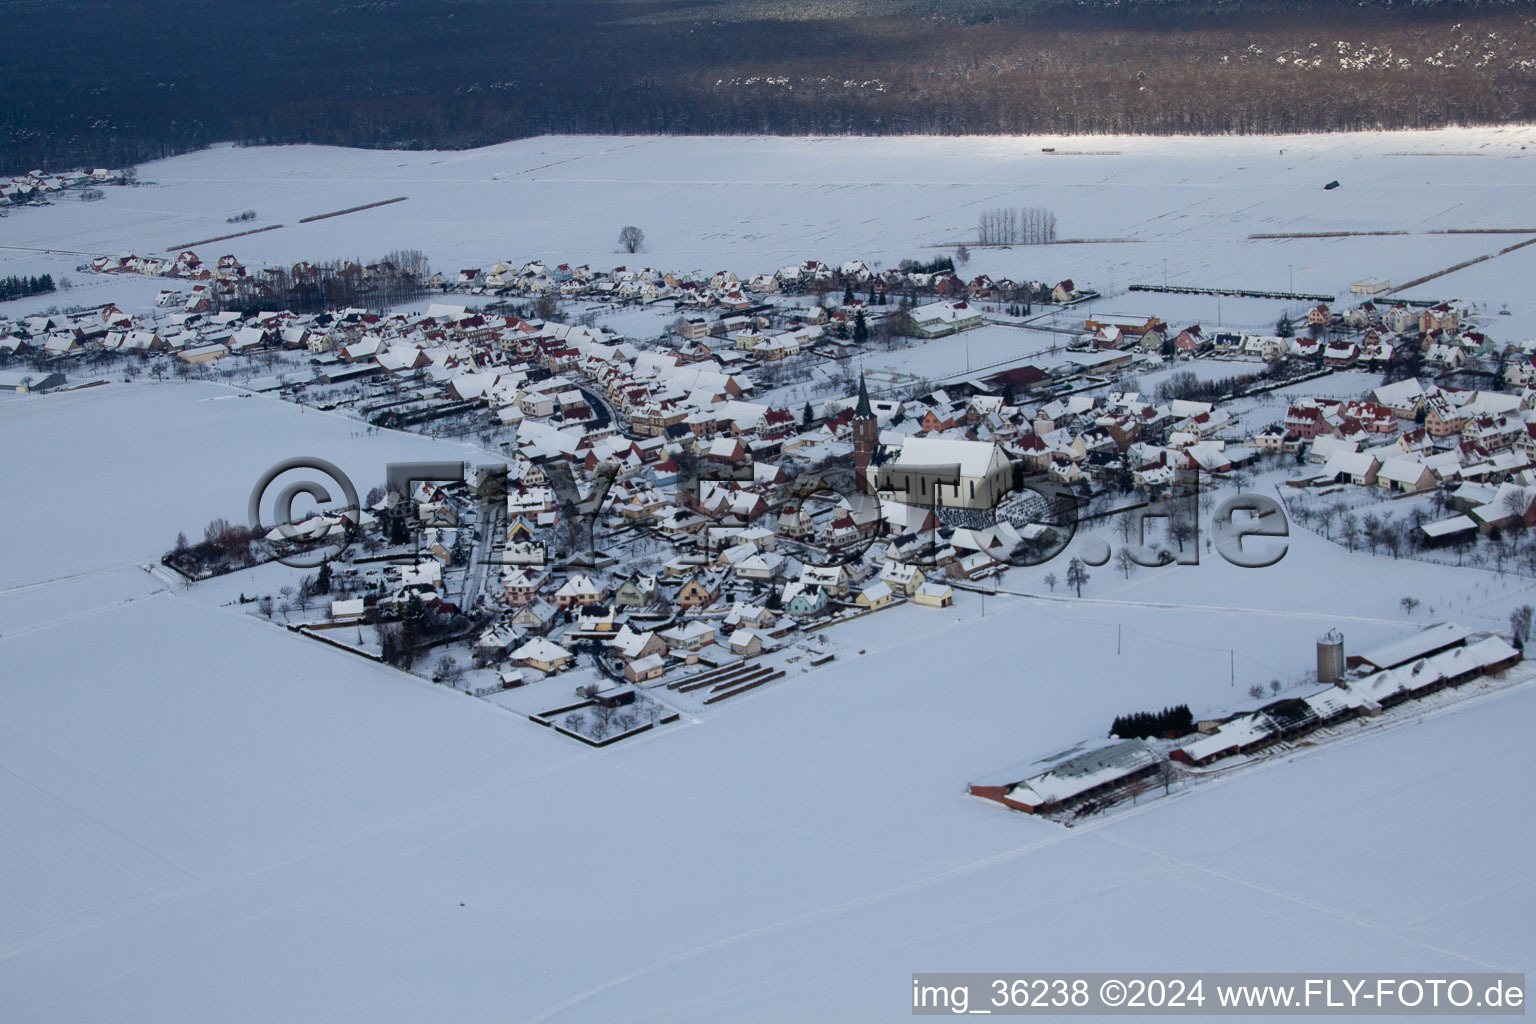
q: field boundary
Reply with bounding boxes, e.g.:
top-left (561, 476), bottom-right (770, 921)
top-left (298, 196), bottom-right (409, 224)
top-left (168, 223), bottom-right (285, 250)
top-left (1389, 234), bottom-right (1536, 294)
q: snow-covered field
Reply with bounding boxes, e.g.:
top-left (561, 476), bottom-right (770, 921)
top-left (5, 128), bottom-right (1536, 333)
top-left (0, 382), bottom-right (498, 589)
top-left (5, 131), bottom-right (1536, 1022)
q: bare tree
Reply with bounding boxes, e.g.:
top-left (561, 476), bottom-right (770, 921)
top-left (1065, 557), bottom-right (1090, 597)
top-left (1502, 487), bottom-right (1531, 521)
top-left (618, 226), bottom-right (645, 253)
top-left (1315, 503), bottom-right (1337, 538)
top-left (1247, 684), bottom-right (1265, 700)
top-left (1339, 513), bottom-right (1359, 552)
top-left (1043, 572), bottom-right (1058, 592)
top-left (1115, 546), bottom-right (1136, 579)
top-left (258, 596), bottom-right (274, 619)
top-left (1400, 596), bottom-right (1420, 615)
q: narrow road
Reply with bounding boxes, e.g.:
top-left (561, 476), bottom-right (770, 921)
top-left (460, 502), bottom-right (503, 611)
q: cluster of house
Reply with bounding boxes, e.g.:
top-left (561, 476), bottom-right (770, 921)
top-left (339, 349), bottom-right (1331, 689)
top-left (447, 256), bottom-right (1066, 311)
top-left (1078, 299), bottom-right (1468, 371)
top-left (84, 252), bottom-right (425, 315)
top-left (0, 302), bottom-right (307, 362)
top-left (2, 167), bottom-right (123, 205)
top-left (1276, 377), bottom-right (1536, 540)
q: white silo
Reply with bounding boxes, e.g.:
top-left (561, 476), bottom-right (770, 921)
top-left (1317, 629), bottom-right (1345, 685)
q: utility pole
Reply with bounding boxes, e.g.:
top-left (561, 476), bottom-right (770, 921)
top-left (1117, 623), bottom-right (1122, 655)
top-left (1162, 259), bottom-right (1167, 288)
top-left (1230, 649), bottom-right (1235, 686)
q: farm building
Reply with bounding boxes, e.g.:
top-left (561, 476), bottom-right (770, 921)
top-left (1171, 689), bottom-right (1358, 767)
top-left (969, 738), bottom-right (1160, 814)
top-left (1172, 630), bottom-right (1518, 767)
top-left (1346, 636), bottom-right (1520, 709)
top-left (0, 370), bottom-right (65, 392)
top-left (1348, 622), bottom-right (1474, 673)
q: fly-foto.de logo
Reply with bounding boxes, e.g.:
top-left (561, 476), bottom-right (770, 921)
top-left (247, 456), bottom-right (1290, 570)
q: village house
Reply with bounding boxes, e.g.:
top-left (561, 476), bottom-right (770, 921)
top-left (913, 581), bottom-right (955, 608)
top-left (553, 574), bottom-right (607, 610)
top-left (511, 638), bottom-right (573, 674)
top-left (904, 300), bottom-right (983, 338)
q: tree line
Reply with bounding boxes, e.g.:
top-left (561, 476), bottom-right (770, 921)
top-left (977, 207), bottom-right (1058, 246)
top-left (1111, 704), bottom-right (1195, 739)
top-left (212, 252), bottom-right (430, 315)
top-left (0, 275), bottom-right (56, 302)
top-left (5, 1), bottom-right (1535, 175)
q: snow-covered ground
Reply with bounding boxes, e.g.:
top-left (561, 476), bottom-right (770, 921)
top-left (5, 127), bottom-right (1536, 334)
top-left (5, 130), bottom-right (1536, 1022)
top-left (0, 381), bottom-right (497, 588)
top-left (3, 380), bottom-right (1534, 1022)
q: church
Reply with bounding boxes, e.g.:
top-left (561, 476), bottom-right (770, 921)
top-left (851, 375), bottom-right (1013, 512)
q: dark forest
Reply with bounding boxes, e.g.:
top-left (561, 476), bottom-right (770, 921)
top-left (3, 0), bottom-right (1534, 175)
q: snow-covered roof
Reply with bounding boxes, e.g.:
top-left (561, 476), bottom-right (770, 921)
top-left (511, 638), bottom-right (571, 663)
top-left (983, 738), bottom-right (1158, 806)
top-left (1353, 623), bottom-right (1475, 671)
top-left (1376, 458), bottom-right (1430, 485)
top-left (888, 436), bottom-right (1004, 478)
top-left (1421, 515), bottom-right (1476, 538)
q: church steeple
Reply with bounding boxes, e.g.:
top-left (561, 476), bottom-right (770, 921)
top-left (852, 372), bottom-right (877, 494)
